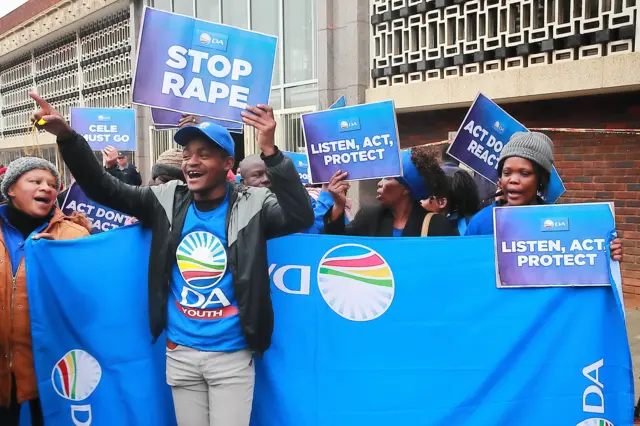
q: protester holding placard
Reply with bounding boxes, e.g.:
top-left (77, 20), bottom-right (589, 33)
top-left (0, 158), bottom-right (90, 426)
top-left (464, 132), bottom-right (623, 261)
top-left (29, 92), bottom-right (313, 426)
top-left (238, 154), bottom-right (346, 234)
top-left (324, 147), bottom-right (457, 237)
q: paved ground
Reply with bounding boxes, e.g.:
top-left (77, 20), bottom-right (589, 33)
top-left (627, 308), bottom-right (640, 407)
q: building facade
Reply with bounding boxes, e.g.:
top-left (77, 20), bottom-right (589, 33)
top-left (366, 0), bottom-right (640, 303)
top-left (0, 0), bottom-right (321, 181)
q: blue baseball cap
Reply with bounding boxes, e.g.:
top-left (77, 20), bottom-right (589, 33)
top-left (174, 121), bottom-right (235, 157)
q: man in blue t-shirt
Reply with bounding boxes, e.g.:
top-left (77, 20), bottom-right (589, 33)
top-left (30, 93), bottom-right (314, 426)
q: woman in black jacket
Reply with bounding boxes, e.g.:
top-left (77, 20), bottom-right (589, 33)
top-left (323, 146), bottom-right (457, 237)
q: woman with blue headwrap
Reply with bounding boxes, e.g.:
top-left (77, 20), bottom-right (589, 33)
top-left (323, 147), bottom-right (458, 237)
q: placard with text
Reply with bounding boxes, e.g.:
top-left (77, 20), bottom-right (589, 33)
top-left (302, 100), bottom-right (402, 183)
top-left (133, 7), bottom-right (277, 124)
top-left (282, 151), bottom-right (310, 184)
top-left (494, 203), bottom-right (618, 288)
top-left (70, 107), bottom-right (136, 151)
top-left (447, 93), bottom-right (565, 203)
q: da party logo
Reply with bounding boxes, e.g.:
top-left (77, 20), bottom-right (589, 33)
top-left (270, 244), bottom-right (395, 321)
top-left (51, 349), bottom-right (102, 426)
top-left (194, 28), bottom-right (228, 52)
top-left (338, 117), bottom-right (361, 133)
top-left (541, 217), bottom-right (570, 232)
top-left (576, 419), bottom-right (613, 426)
top-left (317, 244), bottom-right (394, 321)
top-left (176, 231), bottom-right (238, 319)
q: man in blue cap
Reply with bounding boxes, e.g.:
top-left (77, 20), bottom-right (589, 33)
top-left (29, 93), bottom-right (314, 426)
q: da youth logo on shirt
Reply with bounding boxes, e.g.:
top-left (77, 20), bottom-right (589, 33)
top-left (52, 349), bottom-right (102, 425)
top-left (317, 244), bottom-right (394, 322)
top-left (176, 231), bottom-right (237, 320)
top-left (177, 231), bottom-right (227, 289)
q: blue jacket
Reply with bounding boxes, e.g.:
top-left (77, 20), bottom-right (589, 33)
top-left (304, 191), bottom-right (336, 234)
top-left (464, 203), bottom-right (497, 236)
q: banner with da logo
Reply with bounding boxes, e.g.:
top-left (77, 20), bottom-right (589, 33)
top-left (494, 202), bottom-right (620, 290)
top-left (253, 234), bottom-right (632, 426)
top-left (302, 100), bottom-right (402, 183)
top-left (151, 108), bottom-right (243, 133)
top-left (70, 108), bottom-right (136, 151)
top-left (24, 225), bottom-right (175, 426)
top-left (447, 93), bottom-right (565, 203)
top-left (61, 183), bottom-right (132, 234)
top-left (282, 151), bottom-right (310, 184)
top-left (133, 7), bottom-right (277, 124)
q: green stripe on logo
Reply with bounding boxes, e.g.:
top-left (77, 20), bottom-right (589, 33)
top-left (319, 267), bottom-right (393, 288)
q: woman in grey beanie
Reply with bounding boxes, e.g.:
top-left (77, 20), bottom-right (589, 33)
top-left (0, 157), bottom-right (91, 425)
top-left (464, 132), bottom-right (622, 261)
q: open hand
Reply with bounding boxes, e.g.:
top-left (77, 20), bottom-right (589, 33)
top-left (102, 146), bottom-right (118, 168)
top-left (327, 171), bottom-right (350, 208)
top-left (241, 105), bottom-right (276, 156)
top-left (29, 92), bottom-right (74, 139)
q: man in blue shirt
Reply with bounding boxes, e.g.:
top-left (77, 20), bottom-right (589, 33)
top-left (30, 93), bottom-right (314, 426)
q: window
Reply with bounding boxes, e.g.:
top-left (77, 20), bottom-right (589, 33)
top-left (251, 0), bottom-right (280, 86)
top-left (173, 0), bottom-right (194, 15)
top-left (222, 0), bottom-right (248, 29)
top-left (196, 0), bottom-right (220, 22)
top-left (152, 0), bottom-right (171, 11)
top-left (283, 0), bottom-right (316, 83)
top-left (269, 88), bottom-right (282, 111)
top-left (284, 83), bottom-right (317, 109)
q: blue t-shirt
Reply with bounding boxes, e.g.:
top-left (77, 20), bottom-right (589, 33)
top-left (0, 205), bottom-right (48, 276)
top-left (464, 203), bottom-right (497, 236)
top-left (167, 194), bottom-right (247, 352)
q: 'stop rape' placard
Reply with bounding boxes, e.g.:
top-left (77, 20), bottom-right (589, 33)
top-left (132, 7), bottom-right (277, 124)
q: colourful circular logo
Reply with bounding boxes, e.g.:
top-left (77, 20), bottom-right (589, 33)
top-left (317, 244), bottom-right (394, 322)
top-left (177, 231), bottom-right (227, 289)
top-left (51, 350), bottom-right (102, 401)
top-left (576, 419), bottom-right (614, 426)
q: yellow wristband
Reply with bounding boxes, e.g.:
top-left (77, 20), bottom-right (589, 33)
top-left (37, 118), bottom-right (47, 126)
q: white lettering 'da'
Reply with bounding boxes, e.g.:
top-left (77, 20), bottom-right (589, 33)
top-left (582, 359), bottom-right (605, 414)
top-left (269, 264), bottom-right (311, 295)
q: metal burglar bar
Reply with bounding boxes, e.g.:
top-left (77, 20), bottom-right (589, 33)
top-left (370, 0), bottom-right (638, 87)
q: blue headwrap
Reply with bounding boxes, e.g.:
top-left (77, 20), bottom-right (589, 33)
top-left (396, 149), bottom-right (429, 201)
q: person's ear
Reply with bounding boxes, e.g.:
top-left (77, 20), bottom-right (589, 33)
top-left (224, 156), bottom-right (235, 171)
top-left (438, 197), bottom-right (448, 210)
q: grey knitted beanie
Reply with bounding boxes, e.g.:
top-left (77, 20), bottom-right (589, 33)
top-left (499, 132), bottom-right (555, 174)
top-left (1, 157), bottom-right (61, 200)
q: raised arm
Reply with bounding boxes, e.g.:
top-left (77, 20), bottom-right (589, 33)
top-left (30, 93), bottom-right (157, 222)
top-left (241, 105), bottom-right (313, 238)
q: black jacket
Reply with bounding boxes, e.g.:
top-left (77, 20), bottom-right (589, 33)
top-left (57, 131), bottom-right (314, 354)
top-left (106, 163), bottom-right (142, 186)
top-left (324, 202), bottom-right (458, 237)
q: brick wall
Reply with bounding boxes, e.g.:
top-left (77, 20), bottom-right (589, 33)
top-left (397, 92), bottom-right (640, 306)
top-left (553, 133), bottom-right (640, 304)
top-left (0, 0), bottom-right (64, 36)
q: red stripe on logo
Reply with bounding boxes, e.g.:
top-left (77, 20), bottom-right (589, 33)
top-left (176, 301), bottom-right (238, 320)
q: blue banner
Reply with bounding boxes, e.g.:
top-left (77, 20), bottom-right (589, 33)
top-left (494, 203), bottom-right (618, 288)
top-left (25, 226), bottom-right (175, 426)
top-left (133, 7), bottom-right (277, 124)
top-left (282, 151), bottom-right (310, 184)
top-left (24, 231), bottom-right (632, 425)
top-left (447, 93), bottom-right (565, 203)
top-left (70, 108), bottom-right (136, 151)
top-left (303, 101), bottom-right (402, 183)
top-left (61, 183), bottom-right (132, 234)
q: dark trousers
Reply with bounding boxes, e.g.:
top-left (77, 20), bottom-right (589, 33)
top-left (0, 375), bottom-right (43, 426)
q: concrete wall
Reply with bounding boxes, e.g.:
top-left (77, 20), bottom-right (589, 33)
top-left (317, 0), bottom-right (377, 211)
